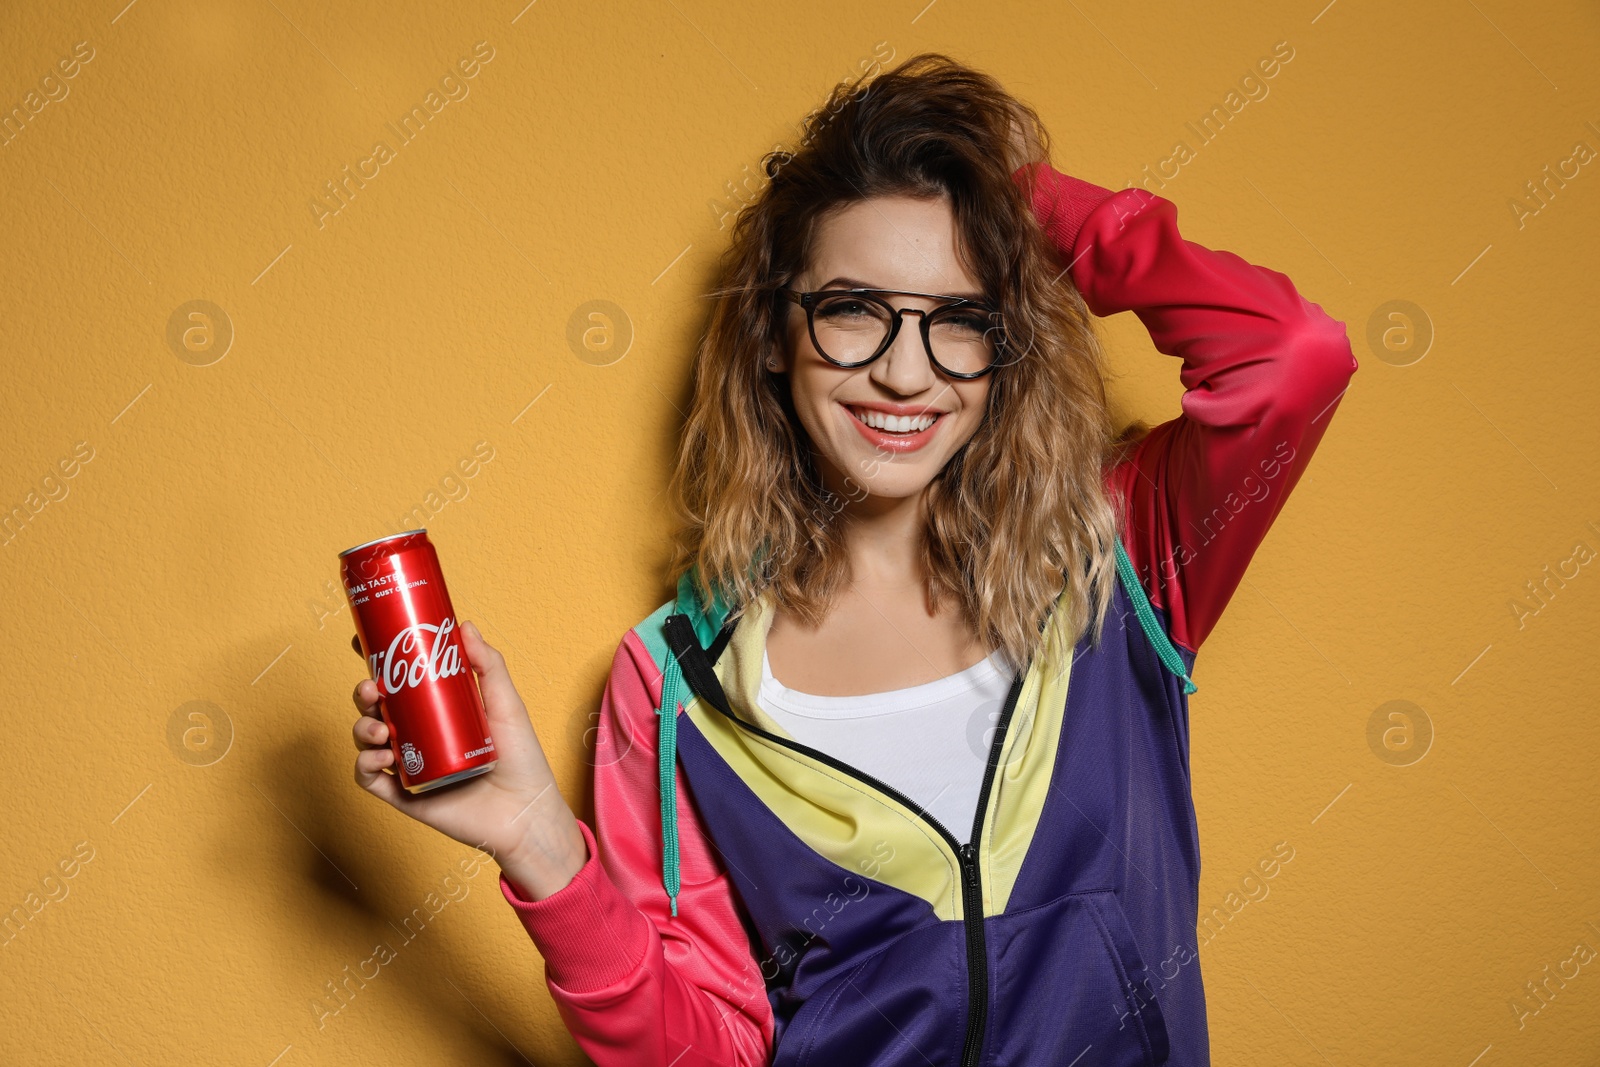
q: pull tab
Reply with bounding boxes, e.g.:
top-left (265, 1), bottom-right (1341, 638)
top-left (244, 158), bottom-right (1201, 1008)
top-left (958, 843), bottom-right (979, 886)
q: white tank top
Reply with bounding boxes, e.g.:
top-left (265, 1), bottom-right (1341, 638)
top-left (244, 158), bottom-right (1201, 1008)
top-left (758, 647), bottom-right (1018, 840)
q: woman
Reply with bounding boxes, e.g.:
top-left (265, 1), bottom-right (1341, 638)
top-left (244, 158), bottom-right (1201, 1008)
top-left (348, 53), bottom-right (1357, 1066)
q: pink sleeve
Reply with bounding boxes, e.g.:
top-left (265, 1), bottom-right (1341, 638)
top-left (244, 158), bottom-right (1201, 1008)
top-left (1016, 162), bottom-right (1359, 652)
top-left (497, 630), bottom-right (775, 1065)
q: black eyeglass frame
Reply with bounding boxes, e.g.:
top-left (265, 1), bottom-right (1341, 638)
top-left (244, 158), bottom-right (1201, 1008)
top-left (775, 287), bottom-right (1007, 381)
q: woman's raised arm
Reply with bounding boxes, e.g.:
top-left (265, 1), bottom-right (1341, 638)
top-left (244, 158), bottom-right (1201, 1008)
top-left (1015, 162), bottom-right (1359, 653)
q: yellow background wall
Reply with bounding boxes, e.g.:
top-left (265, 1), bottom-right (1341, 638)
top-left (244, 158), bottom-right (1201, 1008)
top-left (3, 1), bottom-right (1597, 1063)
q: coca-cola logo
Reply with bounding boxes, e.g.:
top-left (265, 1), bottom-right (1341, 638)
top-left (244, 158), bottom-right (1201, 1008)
top-left (370, 617), bottom-right (466, 695)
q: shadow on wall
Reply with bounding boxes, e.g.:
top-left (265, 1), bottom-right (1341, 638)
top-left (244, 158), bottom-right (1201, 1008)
top-left (209, 637), bottom-right (575, 1065)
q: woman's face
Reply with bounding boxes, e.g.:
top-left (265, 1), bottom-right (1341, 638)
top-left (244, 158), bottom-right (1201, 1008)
top-left (774, 194), bottom-right (994, 505)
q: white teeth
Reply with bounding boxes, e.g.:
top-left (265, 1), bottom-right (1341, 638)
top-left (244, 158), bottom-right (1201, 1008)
top-left (850, 407), bottom-right (937, 434)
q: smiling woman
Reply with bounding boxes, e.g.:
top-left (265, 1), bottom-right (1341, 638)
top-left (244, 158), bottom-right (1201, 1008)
top-left (346, 49), bottom-right (1358, 1067)
top-left (674, 70), bottom-right (1126, 683)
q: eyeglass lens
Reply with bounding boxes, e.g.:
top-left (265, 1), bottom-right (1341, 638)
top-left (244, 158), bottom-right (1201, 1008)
top-left (811, 293), bottom-right (1000, 375)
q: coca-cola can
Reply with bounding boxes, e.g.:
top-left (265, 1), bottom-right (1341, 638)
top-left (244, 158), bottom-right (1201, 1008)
top-left (338, 529), bottom-right (497, 793)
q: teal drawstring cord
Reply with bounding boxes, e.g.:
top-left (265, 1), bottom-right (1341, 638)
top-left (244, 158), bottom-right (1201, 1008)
top-left (656, 565), bottom-right (734, 920)
top-left (656, 647), bottom-right (687, 918)
top-left (1113, 539), bottom-right (1199, 695)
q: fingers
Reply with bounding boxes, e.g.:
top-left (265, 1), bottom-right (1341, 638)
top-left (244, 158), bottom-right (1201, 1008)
top-left (350, 678), bottom-right (382, 718)
top-left (354, 744), bottom-right (403, 804)
top-left (457, 619), bottom-right (522, 716)
top-left (350, 677), bottom-right (389, 761)
top-left (349, 636), bottom-right (381, 719)
top-left (348, 639), bottom-right (403, 804)
top-left (352, 712), bottom-right (389, 747)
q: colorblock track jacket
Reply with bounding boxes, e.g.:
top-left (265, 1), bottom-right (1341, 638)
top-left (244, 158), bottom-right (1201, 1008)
top-left (496, 162), bottom-right (1359, 1066)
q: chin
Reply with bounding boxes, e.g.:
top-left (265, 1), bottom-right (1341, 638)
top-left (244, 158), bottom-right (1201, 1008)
top-left (829, 455), bottom-right (943, 500)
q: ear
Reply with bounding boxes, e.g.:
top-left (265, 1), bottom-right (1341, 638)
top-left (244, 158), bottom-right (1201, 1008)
top-left (765, 341), bottom-right (789, 374)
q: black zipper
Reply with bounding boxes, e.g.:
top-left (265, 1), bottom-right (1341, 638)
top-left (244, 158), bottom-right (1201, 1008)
top-left (662, 613), bottom-right (1027, 1067)
top-left (955, 668), bottom-right (1026, 1067)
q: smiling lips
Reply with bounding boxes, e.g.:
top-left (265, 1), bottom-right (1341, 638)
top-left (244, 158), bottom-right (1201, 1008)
top-left (843, 402), bottom-right (946, 453)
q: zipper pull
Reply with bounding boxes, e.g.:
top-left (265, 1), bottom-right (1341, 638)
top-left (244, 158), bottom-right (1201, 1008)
top-left (958, 843), bottom-right (979, 885)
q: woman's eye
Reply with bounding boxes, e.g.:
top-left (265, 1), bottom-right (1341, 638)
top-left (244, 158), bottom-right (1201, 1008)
top-left (818, 300), bottom-right (873, 319)
top-left (937, 312), bottom-right (990, 334)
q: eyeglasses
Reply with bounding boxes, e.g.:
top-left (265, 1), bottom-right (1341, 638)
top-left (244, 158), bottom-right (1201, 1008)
top-left (776, 287), bottom-right (1007, 380)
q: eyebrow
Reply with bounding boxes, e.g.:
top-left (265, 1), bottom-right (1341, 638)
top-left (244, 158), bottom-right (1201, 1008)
top-left (818, 276), bottom-right (987, 303)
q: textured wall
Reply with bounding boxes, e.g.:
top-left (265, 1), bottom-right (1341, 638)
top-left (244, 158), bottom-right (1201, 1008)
top-left (2, 1), bottom-right (1598, 1064)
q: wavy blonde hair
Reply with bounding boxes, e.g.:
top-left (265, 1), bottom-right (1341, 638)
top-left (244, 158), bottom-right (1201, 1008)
top-left (667, 52), bottom-right (1129, 671)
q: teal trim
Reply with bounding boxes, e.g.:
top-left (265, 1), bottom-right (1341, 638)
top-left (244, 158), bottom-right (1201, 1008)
top-left (1113, 539), bottom-right (1198, 695)
top-left (634, 568), bottom-right (736, 674)
top-left (675, 567), bottom-right (734, 642)
top-left (634, 599), bottom-right (675, 673)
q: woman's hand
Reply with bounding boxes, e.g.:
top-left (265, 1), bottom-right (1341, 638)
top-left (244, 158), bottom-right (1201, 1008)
top-left (350, 619), bottom-right (588, 900)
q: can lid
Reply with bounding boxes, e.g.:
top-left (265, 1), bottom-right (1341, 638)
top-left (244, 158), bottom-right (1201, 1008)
top-left (338, 529), bottom-right (428, 558)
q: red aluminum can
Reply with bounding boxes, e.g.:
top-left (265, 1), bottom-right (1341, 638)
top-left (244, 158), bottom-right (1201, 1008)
top-left (338, 529), bottom-right (497, 793)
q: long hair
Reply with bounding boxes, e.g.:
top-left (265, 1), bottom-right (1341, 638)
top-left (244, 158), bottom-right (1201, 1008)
top-left (667, 52), bottom-right (1127, 671)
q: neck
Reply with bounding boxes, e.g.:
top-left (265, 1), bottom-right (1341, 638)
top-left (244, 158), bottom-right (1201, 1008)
top-left (821, 467), bottom-right (932, 597)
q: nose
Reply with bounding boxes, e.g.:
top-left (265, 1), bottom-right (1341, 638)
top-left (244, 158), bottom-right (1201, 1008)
top-left (868, 305), bottom-right (938, 396)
